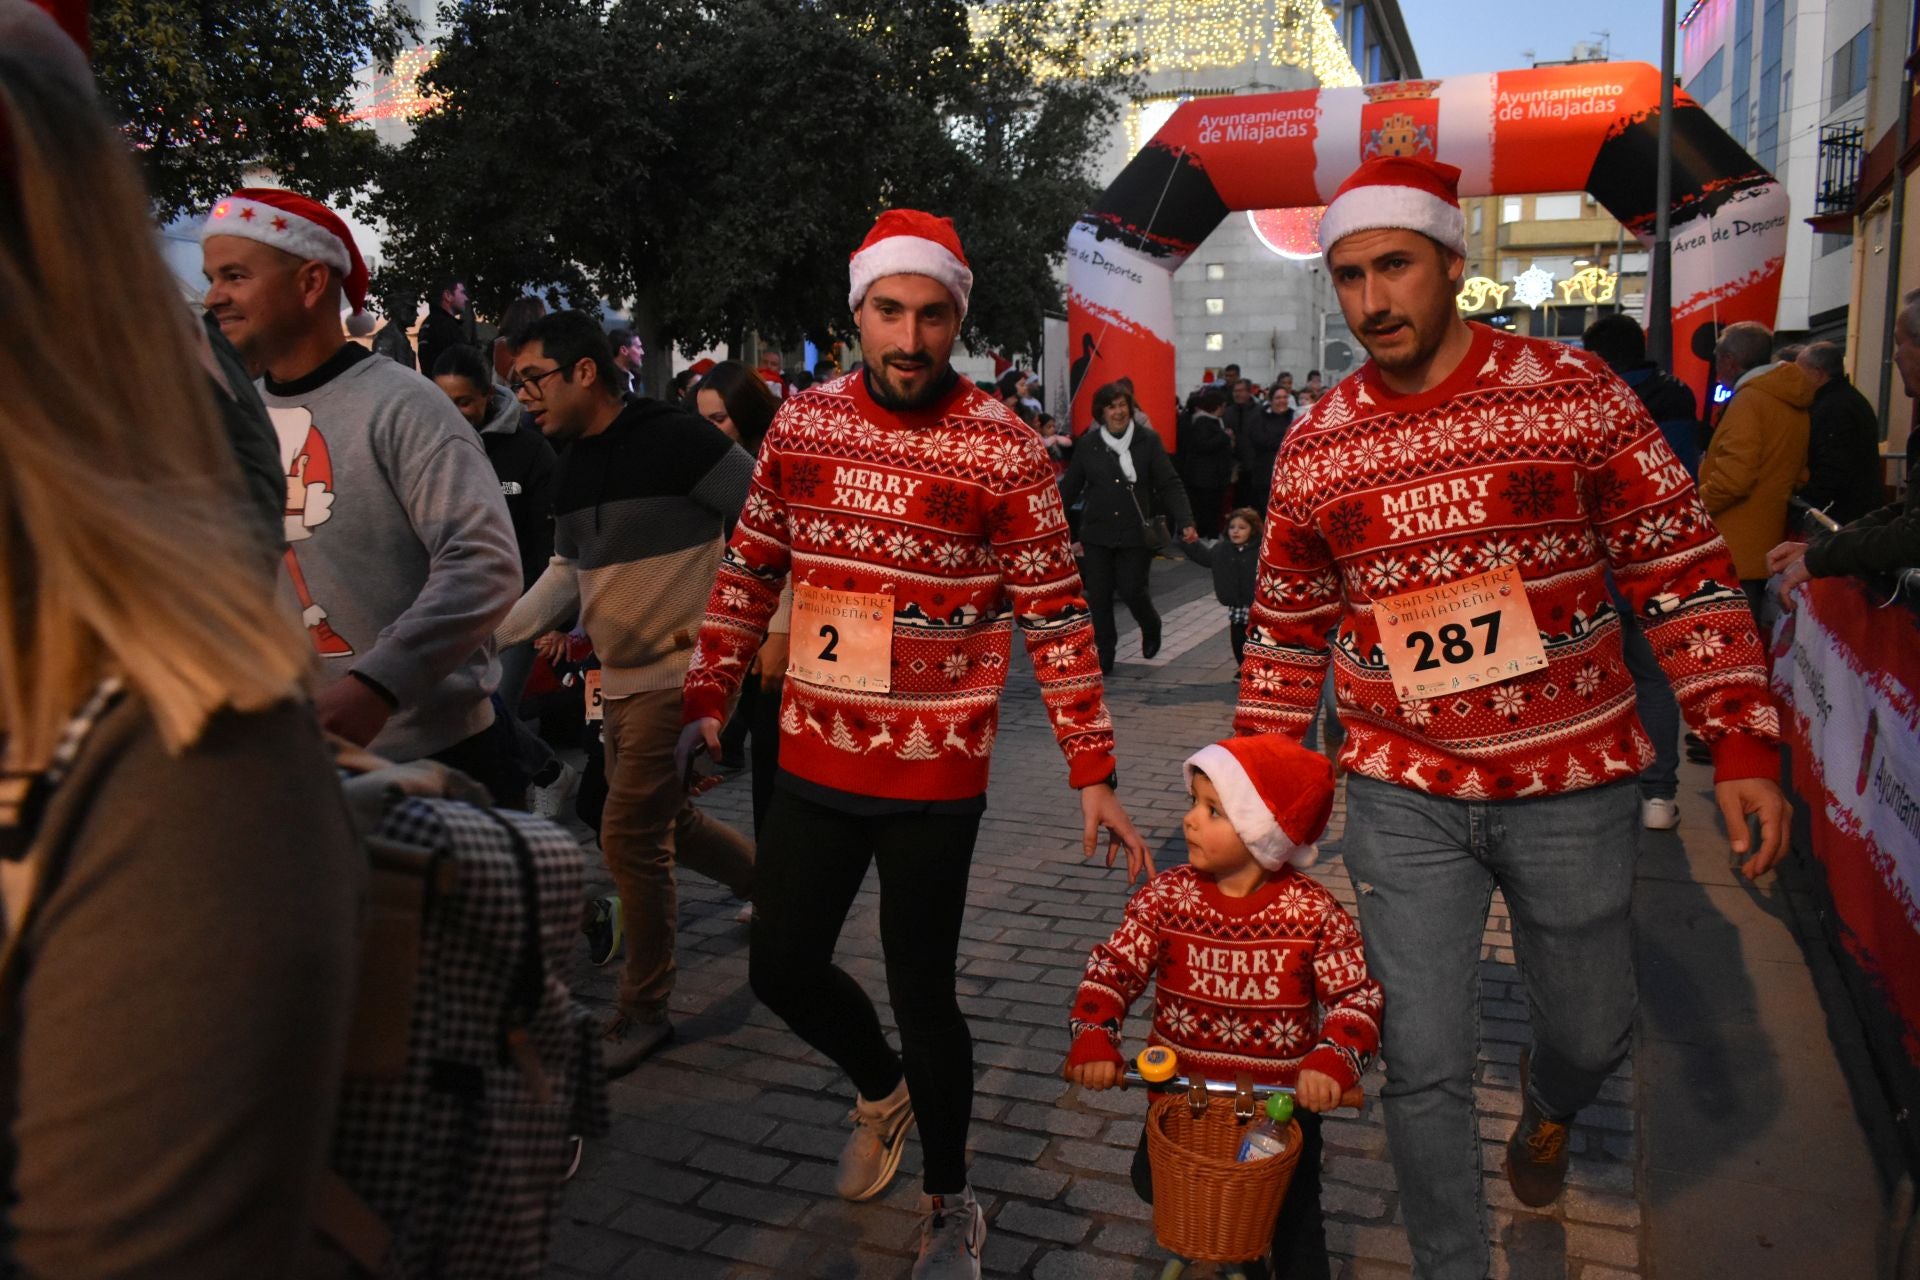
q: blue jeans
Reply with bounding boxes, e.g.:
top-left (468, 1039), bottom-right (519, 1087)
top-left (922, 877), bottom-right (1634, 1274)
top-left (1342, 776), bottom-right (1638, 1280)
top-left (1609, 589), bottom-right (1679, 800)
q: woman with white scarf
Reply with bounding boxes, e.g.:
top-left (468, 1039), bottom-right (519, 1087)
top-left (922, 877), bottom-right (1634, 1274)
top-left (1059, 382), bottom-right (1197, 674)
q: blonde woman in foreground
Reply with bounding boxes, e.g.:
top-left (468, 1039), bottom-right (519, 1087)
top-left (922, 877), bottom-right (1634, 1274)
top-left (0, 17), bottom-right (363, 1279)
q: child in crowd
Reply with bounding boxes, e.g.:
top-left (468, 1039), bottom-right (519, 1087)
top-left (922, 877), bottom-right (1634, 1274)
top-left (1063, 734), bottom-right (1381, 1280)
top-left (1184, 507), bottom-right (1263, 673)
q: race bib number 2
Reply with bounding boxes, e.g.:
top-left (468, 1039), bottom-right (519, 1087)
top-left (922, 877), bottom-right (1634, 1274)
top-left (788, 585), bottom-right (893, 693)
top-left (1374, 565), bottom-right (1549, 702)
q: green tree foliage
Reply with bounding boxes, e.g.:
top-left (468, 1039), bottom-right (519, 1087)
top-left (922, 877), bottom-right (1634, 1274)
top-left (369, 0), bottom-right (1133, 364)
top-left (92, 0), bottom-right (417, 222)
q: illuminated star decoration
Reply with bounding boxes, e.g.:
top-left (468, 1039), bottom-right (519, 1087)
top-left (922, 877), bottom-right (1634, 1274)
top-left (1512, 266), bottom-right (1556, 309)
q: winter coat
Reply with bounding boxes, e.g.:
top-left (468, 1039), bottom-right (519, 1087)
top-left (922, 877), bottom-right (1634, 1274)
top-left (1181, 411), bottom-right (1236, 489)
top-left (475, 385), bottom-right (559, 588)
top-left (1805, 456), bottom-right (1920, 581)
top-left (1183, 535), bottom-right (1259, 608)
top-left (416, 304), bottom-right (467, 379)
top-left (1619, 362), bottom-right (1701, 477)
top-left (1060, 424), bottom-right (1195, 548)
top-left (1799, 376), bottom-right (1885, 526)
top-left (1699, 362), bottom-right (1813, 579)
top-left (1239, 407), bottom-right (1293, 499)
top-left (1220, 398), bottom-right (1262, 448)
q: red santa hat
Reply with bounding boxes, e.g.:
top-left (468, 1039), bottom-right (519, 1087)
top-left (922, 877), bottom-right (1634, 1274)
top-left (200, 187), bottom-right (370, 314)
top-left (1184, 734), bottom-right (1336, 871)
top-left (1317, 155), bottom-right (1469, 259)
top-left (848, 209), bottom-right (973, 320)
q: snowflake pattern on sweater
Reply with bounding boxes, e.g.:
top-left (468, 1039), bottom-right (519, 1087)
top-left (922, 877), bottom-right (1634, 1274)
top-left (1067, 865), bottom-right (1381, 1090)
top-left (1233, 326), bottom-right (1781, 800)
top-left (684, 372), bottom-right (1115, 800)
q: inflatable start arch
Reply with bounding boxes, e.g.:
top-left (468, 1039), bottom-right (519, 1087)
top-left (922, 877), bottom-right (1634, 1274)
top-left (1066, 62), bottom-right (1787, 438)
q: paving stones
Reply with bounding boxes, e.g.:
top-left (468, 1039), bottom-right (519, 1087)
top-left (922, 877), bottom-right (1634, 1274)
top-left (546, 563), bottom-right (1646, 1278)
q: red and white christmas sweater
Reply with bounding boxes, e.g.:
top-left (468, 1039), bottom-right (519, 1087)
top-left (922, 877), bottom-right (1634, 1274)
top-left (1067, 865), bottom-right (1381, 1089)
top-left (683, 371), bottom-right (1116, 800)
top-left (1234, 325), bottom-right (1781, 800)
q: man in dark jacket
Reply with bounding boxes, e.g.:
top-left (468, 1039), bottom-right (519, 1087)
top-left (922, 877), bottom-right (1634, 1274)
top-left (430, 344), bottom-right (558, 588)
top-left (1182, 386), bottom-right (1236, 536)
top-left (1584, 313), bottom-right (1701, 475)
top-left (417, 277), bottom-right (471, 377)
top-left (1239, 384), bottom-right (1293, 511)
top-left (1794, 342), bottom-right (1883, 526)
top-left (1772, 298), bottom-right (1920, 600)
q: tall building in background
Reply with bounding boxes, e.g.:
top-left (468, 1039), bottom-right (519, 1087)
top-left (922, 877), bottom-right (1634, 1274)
top-left (1681, 0), bottom-right (1843, 341)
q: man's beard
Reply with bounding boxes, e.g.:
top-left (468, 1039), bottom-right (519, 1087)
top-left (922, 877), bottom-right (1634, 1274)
top-left (866, 356), bottom-right (953, 410)
top-left (1358, 312), bottom-right (1443, 373)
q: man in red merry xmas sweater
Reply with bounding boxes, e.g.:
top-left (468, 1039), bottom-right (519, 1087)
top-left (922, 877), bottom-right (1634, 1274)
top-left (679, 210), bottom-right (1149, 1280)
top-left (1234, 157), bottom-right (1792, 1279)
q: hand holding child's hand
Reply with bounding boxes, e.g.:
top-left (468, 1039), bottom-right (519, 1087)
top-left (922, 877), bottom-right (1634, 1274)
top-left (1294, 1068), bottom-right (1342, 1113)
top-left (1064, 1059), bottom-right (1124, 1091)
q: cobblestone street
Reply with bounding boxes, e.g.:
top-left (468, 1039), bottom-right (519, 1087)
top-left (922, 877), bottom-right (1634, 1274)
top-left (544, 561), bottom-right (1866, 1280)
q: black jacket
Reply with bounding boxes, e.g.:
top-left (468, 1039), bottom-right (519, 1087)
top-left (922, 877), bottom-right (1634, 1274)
top-left (1239, 407), bottom-right (1293, 493)
top-left (474, 386), bottom-right (559, 587)
top-left (416, 305), bottom-right (467, 378)
top-left (1799, 377), bottom-right (1884, 526)
top-left (1221, 398), bottom-right (1262, 446)
top-left (1181, 411), bottom-right (1236, 489)
top-left (1060, 425), bottom-right (1195, 547)
top-left (1805, 471), bottom-right (1919, 582)
top-left (1183, 535), bottom-right (1259, 608)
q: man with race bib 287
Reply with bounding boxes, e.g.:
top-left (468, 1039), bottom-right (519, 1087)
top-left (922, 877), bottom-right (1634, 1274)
top-left (679, 210), bottom-right (1151, 1280)
top-left (1234, 156), bottom-right (1791, 1279)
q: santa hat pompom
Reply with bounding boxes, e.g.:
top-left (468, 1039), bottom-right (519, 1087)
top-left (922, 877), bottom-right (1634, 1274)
top-left (848, 208), bottom-right (973, 320)
top-left (200, 187), bottom-right (371, 315)
top-left (1317, 155), bottom-right (1468, 259)
top-left (1184, 735), bottom-right (1336, 871)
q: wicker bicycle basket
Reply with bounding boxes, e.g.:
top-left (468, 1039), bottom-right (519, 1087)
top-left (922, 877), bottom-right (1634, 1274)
top-left (1144, 1091), bottom-right (1303, 1263)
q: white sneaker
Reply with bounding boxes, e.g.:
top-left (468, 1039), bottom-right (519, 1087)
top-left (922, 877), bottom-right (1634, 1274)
top-left (1641, 796), bottom-right (1682, 830)
top-left (912, 1186), bottom-right (985, 1280)
top-left (529, 761), bottom-right (580, 819)
top-left (836, 1079), bottom-right (914, 1201)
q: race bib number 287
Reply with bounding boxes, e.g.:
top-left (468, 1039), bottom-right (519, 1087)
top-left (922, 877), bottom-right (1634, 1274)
top-left (1373, 565), bottom-right (1549, 702)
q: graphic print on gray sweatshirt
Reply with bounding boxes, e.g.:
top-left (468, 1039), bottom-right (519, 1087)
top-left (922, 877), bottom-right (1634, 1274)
top-left (260, 345), bottom-right (522, 759)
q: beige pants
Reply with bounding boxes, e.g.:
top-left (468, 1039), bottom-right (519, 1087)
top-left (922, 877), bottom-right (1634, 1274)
top-left (601, 688), bottom-right (755, 1018)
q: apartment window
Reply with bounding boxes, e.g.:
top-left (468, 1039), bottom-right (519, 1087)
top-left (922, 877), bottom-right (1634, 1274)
top-left (1755, 0), bottom-right (1786, 170)
top-left (1530, 255), bottom-right (1579, 278)
top-left (1534, 194), bottom-right (1585, 220)
top-left (1501, 197), bottom-right (1524, 223)
top-left (1687, 48), bottom-right (1725, 104)
top-left (1497, 256), bottom-right (1523, 279)
top-left (1617, 250), bottom-right (1651, 273)
top-left (1205, 332), bottom-right (1225, 352)
top-left (1205, 297), bottom-right (1226, 315)
top-left (1471, 206), bottom-right (1484, 234)
top-left (1730, 0), bottom-right (1755, 146)
top-left (1830, 26), bottom-right (1872, 111)
top-left (1819, 231), bottom-right (1854, 257)
top-left (1205, 263), bottom-right (1226, 281)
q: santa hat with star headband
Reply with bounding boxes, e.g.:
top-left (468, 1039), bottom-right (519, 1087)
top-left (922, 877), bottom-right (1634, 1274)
top-left (1316, 155), bottom-right (1469, 259)
top-left (848, 209), bottom-right (974, 320)
top-left (1184, 734), bottom-right (1337, 871)
top-left (200, 187), bottom-right (370, 314)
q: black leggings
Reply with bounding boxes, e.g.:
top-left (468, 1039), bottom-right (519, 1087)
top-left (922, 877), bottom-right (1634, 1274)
top-left (748, 788), bottom-right (980, 1194)
top-left (1131, 1105), bottom-right (1328, 1279)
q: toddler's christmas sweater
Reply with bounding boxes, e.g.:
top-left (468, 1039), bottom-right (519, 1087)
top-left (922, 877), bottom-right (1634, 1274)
top-left (1067, 865), bottom-right (1381, 1090)
top-left (683, 371), bottom-right (1115, 801)
top-left (1234, 325), bottom-right (1780, 800)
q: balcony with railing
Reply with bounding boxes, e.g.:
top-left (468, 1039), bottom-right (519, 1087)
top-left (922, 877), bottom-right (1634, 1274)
top-left (1816, 119), bottom-right (1866, 216)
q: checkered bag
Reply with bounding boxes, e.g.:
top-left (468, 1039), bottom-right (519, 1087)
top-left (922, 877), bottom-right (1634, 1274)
top-left (317, 798), bottom-right (608, 1280)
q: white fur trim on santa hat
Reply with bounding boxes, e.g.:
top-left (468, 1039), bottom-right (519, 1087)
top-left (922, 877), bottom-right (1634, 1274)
top-left (1185, 743), bottom-right (1320, 871)
top-left (198, 196), bottom-right (352, 276)
top-left (1317, 183), bottom-right (1468, 259)
top-left (848, 234), bottom-right (974, 320)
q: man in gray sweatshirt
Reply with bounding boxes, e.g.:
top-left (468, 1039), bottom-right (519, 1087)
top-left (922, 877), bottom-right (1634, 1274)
top-left (200, 188), bottom-right (523, 800)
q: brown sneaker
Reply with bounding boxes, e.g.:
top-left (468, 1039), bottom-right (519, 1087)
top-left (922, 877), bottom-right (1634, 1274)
top-left (601, 1010), bottom-right (671, 1078)
top-left (1505, 1048), bottom-right (1571, 1207)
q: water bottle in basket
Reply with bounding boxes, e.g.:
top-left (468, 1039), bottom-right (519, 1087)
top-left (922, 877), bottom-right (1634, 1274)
top-left (1236, 1092), bottom-right (1294, 1163)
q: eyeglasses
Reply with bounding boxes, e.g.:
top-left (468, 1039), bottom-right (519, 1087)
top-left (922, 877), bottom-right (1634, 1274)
top-left (509, 364), bottom-right (570, 398)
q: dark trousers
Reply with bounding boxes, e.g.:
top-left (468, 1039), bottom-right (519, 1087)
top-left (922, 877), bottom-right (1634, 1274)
top-left (1131, 1105), bottom-right (1328, 1279)
top-left (1080, 542), bottom-right (1160, 673)
top-left (1189, 485), bottom-right (1226, 537)
top-left (427, 709), bottom-right (527, 809)
top-left (747, 789), bottom-right (980, 1194)
top-left (746, 677), bottom-right (782, 836)
top-left (1230, 619), bottom-right (1248, 665)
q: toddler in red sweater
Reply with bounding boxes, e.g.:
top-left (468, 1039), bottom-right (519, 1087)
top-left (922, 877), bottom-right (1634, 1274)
top-left (1063, 733), bottom-right (1381, 1279)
